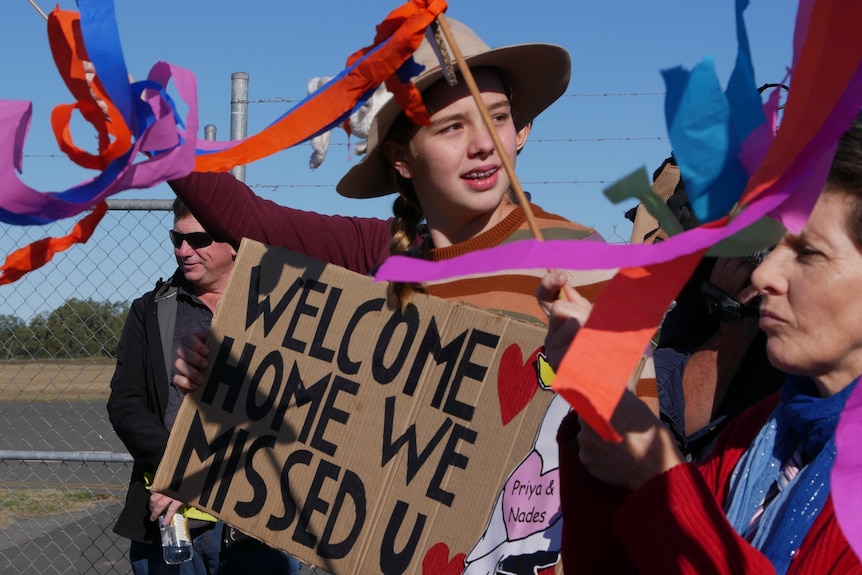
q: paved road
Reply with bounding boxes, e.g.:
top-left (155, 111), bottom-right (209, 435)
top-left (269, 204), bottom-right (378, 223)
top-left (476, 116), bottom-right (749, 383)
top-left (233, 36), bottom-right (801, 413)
top-left (0, 401), bottom-right (329, 574)
top-left (0, 501), bottom-right (330, 575)
top-left (0, 399), bottom-right (124, 453)
top-left (0, 400), bottom-right (127, 494)
top-left (0, 399), bottom-right (129, 574)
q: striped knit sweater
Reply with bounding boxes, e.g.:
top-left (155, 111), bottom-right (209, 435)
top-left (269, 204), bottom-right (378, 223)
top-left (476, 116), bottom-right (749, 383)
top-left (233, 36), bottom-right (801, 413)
top-left (421, 203), bottom-right (659, 406)
top-left (423, 203), bottom-right (609, 325)
top-left (170, 173), bottom-right (657, 402)
top-left (171, 172), bottom-right (608, 326)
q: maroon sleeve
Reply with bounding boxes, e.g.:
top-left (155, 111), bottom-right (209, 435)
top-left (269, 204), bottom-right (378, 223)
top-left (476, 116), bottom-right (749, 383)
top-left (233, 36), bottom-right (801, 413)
top-left (557, 411), bottom-right (638, 574)
top-left (168, 171), bottom-right (392, 276)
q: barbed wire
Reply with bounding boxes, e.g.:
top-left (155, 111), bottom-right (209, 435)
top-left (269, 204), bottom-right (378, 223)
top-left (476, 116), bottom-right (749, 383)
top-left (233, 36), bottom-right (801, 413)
top-left (238, 91), bottom-right (666, 105)
top-left (249, 179), bottom-right (614, 190)
top-left (22, 135), bottom-right (668, 160)
top-left (562, 92), bottom-right (666, 97)
top-left (22, 90), bottom-right (669, 158)
top-left (7, 160), bottom-right (619, 187)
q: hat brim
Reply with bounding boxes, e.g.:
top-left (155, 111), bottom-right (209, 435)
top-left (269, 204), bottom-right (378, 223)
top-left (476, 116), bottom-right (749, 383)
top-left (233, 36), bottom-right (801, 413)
top-left (336, 43), bottom-right (571, 199)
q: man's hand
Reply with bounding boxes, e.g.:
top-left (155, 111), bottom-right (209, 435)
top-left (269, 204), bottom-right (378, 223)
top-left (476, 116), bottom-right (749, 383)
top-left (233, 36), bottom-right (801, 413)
top-left (708, 257), bottom-right (760, 341)
top-left (149, 491), bottom-right (184, 525)
top-left (173, 331), bottom-right (210, 393)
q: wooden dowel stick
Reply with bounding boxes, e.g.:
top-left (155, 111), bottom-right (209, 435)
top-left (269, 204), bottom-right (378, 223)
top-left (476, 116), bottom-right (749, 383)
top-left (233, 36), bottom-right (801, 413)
top-left (28, 0), bottom-right (48, 21)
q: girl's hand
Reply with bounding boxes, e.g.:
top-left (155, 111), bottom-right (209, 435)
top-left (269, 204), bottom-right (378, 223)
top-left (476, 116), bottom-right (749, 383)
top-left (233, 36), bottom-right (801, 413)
top-left (536, 272), bottom-right (592, 370)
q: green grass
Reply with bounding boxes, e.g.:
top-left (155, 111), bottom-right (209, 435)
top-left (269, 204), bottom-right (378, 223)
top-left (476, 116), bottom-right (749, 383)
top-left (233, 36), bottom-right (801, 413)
top-left (0, 489), bottom-right (116, 528)
top-left (0, 360), bottom-right (113, 402)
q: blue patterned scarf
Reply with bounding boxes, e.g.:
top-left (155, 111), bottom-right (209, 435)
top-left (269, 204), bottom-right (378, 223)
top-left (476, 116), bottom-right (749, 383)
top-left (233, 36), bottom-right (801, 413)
top-left (724, 375), bottom-right (859, 574)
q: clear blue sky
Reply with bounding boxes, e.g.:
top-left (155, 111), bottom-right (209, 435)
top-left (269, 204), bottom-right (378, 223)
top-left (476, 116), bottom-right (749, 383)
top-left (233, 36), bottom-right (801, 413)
top-left (1, 0), bottom-right (797, 318)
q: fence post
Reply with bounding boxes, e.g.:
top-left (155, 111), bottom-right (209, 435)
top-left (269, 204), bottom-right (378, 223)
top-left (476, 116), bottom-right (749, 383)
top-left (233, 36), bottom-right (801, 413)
top-left (229, 71), bottom-right (249, 183)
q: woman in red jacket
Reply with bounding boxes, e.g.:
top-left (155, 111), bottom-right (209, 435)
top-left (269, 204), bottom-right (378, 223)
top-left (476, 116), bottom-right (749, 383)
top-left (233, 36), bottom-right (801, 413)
top-left (538, 115), bottom-right (862, 574)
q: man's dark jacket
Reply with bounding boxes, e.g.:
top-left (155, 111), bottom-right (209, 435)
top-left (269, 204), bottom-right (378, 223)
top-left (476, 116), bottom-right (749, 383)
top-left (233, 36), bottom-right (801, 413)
top-left (107, 270), bottom-right (184, 544)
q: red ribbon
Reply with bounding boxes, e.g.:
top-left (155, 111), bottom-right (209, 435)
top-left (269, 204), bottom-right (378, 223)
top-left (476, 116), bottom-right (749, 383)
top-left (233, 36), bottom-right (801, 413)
top-left (0, 202), bottom-right (108, 286)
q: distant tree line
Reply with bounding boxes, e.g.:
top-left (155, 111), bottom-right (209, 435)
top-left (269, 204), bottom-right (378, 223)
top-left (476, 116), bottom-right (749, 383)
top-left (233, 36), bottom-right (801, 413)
top-left (0, 298), bottom-right (129, 360)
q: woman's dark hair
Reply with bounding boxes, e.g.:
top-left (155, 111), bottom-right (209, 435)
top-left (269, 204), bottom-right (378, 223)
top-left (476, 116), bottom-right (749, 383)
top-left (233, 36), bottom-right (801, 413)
top-left (825, 111), bottom-right (862, 247)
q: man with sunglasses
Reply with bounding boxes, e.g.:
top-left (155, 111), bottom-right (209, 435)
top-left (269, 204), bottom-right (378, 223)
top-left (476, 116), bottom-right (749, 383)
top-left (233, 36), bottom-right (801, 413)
top-left (107, 200), bottom-right (301, 574)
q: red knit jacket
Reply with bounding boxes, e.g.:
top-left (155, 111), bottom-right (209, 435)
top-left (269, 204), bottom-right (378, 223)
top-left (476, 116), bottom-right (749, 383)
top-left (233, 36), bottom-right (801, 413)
top-left (557, 394), bottom-right (861, 574)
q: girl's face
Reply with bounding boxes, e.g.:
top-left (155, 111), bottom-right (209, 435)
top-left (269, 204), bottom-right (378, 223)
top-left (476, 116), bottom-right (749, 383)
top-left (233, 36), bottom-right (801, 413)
top-left (752, 189), bottom-right (862, 395)
top-left (384, 69), bottom-right (528, 247)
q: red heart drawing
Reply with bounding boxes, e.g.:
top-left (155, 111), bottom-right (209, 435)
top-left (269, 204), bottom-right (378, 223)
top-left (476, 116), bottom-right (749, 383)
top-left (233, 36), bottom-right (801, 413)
top-left (498, 344), bottom-right (541, 426)
top-left (422, 542), bottom-right (465, 575)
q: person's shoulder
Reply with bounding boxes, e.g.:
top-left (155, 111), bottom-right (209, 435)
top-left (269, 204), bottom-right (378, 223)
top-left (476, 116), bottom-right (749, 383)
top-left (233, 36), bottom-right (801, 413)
top-left (134, 269), bottom-right (184, 306)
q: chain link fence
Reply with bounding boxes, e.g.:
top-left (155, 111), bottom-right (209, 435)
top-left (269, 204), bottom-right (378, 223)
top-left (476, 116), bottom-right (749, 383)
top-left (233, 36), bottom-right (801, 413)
top-left (0, 202), bottom-right (346, 574)
top-left (0, 203), bottom-right (173, 575)
top-left (0, 202), bottom-right (629, 574)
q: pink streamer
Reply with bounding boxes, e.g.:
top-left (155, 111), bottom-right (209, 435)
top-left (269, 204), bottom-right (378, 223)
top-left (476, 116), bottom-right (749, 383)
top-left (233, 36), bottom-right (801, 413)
top-left (376, 31), bottom-right (862, 283)
top-left (0, 62), bottom-right (199, 220)
top-left (375, 189), bottom-right (783, 282)
top-left (834, 380), bottom-right (862, 562)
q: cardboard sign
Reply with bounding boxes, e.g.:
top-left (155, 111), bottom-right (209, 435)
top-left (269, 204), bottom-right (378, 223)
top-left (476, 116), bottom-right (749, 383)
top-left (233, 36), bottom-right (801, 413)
top-left (154, 239), bottom-right (564, 575)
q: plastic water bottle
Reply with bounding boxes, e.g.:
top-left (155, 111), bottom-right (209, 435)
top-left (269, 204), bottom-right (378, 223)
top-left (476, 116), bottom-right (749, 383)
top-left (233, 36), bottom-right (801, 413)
top-left (160, 513), bottom-right (193, 564)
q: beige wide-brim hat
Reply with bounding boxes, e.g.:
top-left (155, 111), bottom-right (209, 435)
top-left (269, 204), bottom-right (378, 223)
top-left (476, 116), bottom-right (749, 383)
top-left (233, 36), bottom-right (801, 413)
top-left (336, 18), bottom-right (572, 199)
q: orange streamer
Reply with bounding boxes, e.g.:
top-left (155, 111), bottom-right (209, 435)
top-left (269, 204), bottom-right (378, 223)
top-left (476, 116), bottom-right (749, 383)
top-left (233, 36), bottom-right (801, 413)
top-left (345, 0), bottom-right (449, 126)
top-left (0, 202), bottom-right (108, 286)
top-left (47, 8), bottom-right (131, 169)
top-left (193, 0), bottom-right (447, 172)
top-left (552, 251), bottom-right (705, 441)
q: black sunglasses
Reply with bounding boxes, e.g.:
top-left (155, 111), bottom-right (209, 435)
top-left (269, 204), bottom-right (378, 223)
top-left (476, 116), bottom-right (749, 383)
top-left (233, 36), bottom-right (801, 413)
top-left (169, 230), bottom-right (213, 249)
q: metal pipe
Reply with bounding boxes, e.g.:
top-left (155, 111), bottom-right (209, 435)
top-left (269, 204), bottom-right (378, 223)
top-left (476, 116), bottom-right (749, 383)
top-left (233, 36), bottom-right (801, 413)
top-left (0, 450), bottom-right (133, 463)
top-left (230, 71), bottom-right (249, 183)
top-left (105, 199), bottom-right (173, 211)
